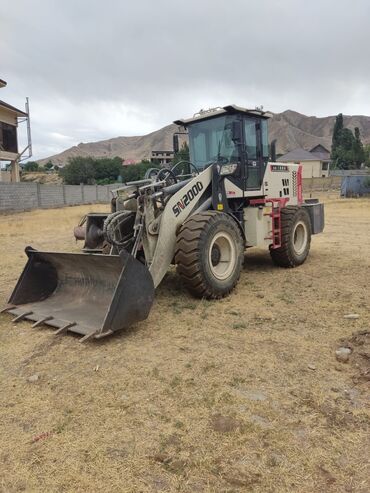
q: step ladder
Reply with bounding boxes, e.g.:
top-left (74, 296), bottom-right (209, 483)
top-left (249, 198), bottom-right (286, 249)
top-left (266, 200), bottom-right (282, 248)
top-left (269, 199), bottom-right (281, 248)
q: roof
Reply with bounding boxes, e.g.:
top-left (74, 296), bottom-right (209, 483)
top-left (310, 144), bottom-right (329, 153)
top-left (151, 150), bottom-right (174, 153)
top-left (277, 148), bottom-right (320, 162)
top-left (174, 104), bottom-right (273, 126)
top-left (0, 79), bottom-right (7, 88)
top-left (310, 144), bottom-right (331, 161)
top-left (0, 100), bottom-right (27, 117)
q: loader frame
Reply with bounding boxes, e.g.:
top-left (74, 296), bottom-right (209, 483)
top-left (3, 104), bottom-right (324, 340)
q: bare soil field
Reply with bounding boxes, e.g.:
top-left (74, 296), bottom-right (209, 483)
top-left (0, 198), bottom-right (369, 493)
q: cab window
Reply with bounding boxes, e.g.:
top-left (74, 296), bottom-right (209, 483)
top-left (261, 119), bottom-right (269, 158)
top-left (244, 119), bottom-right (257, 160)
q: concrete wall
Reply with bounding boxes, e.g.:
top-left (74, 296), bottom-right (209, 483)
top-left (330, 169), bottom-right (370, 176)
top-left (0, 182), bottom-right (117, 212)
top-left (0, 170), bottom-right (11, 182)
top-left (302, 176), bottom-right (341, 192)
top-left (0, 178), bottom-right (342, 212)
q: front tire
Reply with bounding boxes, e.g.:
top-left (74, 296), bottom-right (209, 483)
top-left (270, 206), bottom-right (311, 267)
top-left (175, 212), bottom-right (244, 299)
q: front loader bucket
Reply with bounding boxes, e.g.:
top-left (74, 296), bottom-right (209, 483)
top-left (4, 247), bottom-right (154, 341)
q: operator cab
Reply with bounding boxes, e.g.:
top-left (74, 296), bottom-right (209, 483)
top-left (175, 105), bottom-right (271, 191)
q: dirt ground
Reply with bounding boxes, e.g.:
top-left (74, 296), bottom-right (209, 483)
top-left (0, 198), bottom-right (369, 493)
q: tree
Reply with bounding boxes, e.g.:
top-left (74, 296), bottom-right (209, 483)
top-left (172, 142), bottom-right (190, 165)
top-left (331, 113), bottom-right (343, 154)
top-left (364, 144), bottom-right (370, 168)
top-left (23, 161), bottom-right (39, 172)
top-left (353, 127), bottom-right (365, 168)
top-left (331, 113), bottom-right (344, 167)
top-left (60, 156), bottom-right (124, 184)
top-left (331, 114), bottom-right (364, 169)
top-left (338, 128), bottom-right (356, 169)
top-left (94, 157), bottom-right (123, 184)
top-left (44, 160), bottom-right (54, 171)
top-left (172, 142), bottom-right (191, 176)
top-left (60, 156), bottom-right (96, 184)
top-left (120, 160), bottom-right (154, 182)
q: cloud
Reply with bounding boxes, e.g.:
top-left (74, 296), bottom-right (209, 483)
top-left (1, 0), bottom-right (369, 159)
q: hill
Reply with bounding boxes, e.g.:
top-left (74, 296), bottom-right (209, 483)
top-left (37, 110), bottom-right (370, 167)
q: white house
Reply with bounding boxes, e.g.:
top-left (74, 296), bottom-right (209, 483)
top-left (277, 145), bottom-right (330, 178)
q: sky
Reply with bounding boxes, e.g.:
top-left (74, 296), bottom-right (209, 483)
top-left (1, 0), bottom-right (370, 160)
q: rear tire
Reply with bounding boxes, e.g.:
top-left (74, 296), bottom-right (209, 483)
top-left (175, 212), bottom-right (244, 299)
top-left (270, 206), bottom-right (311, 267)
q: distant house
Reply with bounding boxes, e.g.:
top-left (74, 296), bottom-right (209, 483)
top-left (151, 150), bottom-right (174, 165)
top-left (122, 159), bottom-right (137, 166)
top-left (277, 145), bottom-right (330, 178)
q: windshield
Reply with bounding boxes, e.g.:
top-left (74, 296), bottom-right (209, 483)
top-left (188, 116), bottom-right (241, 169)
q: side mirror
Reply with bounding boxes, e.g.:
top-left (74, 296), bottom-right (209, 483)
top-left (173, 134), bottom-right (179, 153)
top-left (231, 121), bottom-right (242, 142)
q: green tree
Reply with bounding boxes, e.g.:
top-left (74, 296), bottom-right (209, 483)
top-left (338, 128), bottom-right (356, 169)
top-left (172, 142), bottom-right (191, 176)
top-left (60, 156), bottom-right (126, 184)
top-left (44, 160), bottom-right (54, 171)
top-left (353, 127), bottom-right (365, 168)
top-left (331, 113), bottom-right (343, 155)
top-left (331, 113), bottom-right (344, 167)
top-left (120, 160), bottom-right (154, 182)
top-left (60, 156), bottom-right (96, 184)
top-left (331, 114), bottom-right (364, 169)
top-left (364, 144), bottom-right (370, 167)
top-left (94, 157), bottom-right (123, 184)
top-left (172, 142), bottom-right (190, 165)
top-left (60, 155), bottom-right (180, 185)
top-left (23, 161), bottom-right (39, 172)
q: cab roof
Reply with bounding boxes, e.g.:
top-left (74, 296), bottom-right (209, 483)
top-left (174, 104), bottom-right (272, 127)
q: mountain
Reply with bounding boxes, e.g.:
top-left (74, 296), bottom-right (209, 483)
top-left (269, 110), bottom-right (370, 155)
top-left (37, 124), bottom-right (180, 167)
top-left (37, 110), bottom-right (370, 167)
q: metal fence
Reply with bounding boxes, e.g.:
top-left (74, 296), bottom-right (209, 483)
top-left (340, 175), bottom-right (370, 197)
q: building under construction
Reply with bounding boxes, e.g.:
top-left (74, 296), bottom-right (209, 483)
top-left (0, 78), bottom-right (31, 182)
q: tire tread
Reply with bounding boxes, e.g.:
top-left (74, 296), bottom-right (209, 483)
top-left (175, 212), bottom-right (244, 298)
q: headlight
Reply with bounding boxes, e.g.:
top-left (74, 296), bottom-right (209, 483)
top-left (220, 163), bottom-right (238, 175)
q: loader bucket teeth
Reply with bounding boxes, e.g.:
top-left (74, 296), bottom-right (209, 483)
top-left (5, 247), bottom-right (154, 339)
top-left (31, 316), bottom-right (54, 328)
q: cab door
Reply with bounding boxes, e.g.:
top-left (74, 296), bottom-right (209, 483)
top-left (244, 118), bottom-right (264, 190)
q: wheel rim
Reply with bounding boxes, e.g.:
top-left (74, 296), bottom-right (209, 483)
top-left (292, 221), bottom-right (308, 255)
top-left (209, 231), bottom-right (236, 280)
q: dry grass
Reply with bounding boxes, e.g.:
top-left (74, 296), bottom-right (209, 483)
top-left (21, 172), bottom-right (63, 185)
top-left (0, 198), bottom-right (369, 493)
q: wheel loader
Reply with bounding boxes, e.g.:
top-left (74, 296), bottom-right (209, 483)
top-left (3, 105), bottom-right (324, 341)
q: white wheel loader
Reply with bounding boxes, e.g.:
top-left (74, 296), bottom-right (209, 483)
top-left (3, 105), bottom-right (324, 341)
